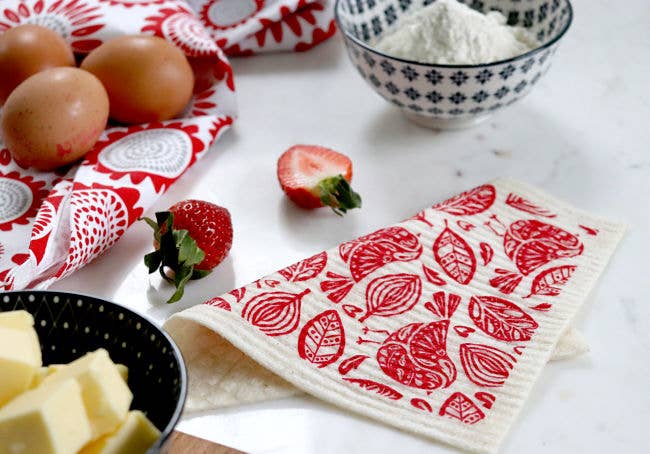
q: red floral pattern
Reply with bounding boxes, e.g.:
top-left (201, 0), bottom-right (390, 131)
top-left (0, 0), bottom-right (105, 52)
top-left (0, 171), bottom-right (49, 232)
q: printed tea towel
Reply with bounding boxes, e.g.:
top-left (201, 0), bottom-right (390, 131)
top-left (0, 0), bottom-right (334, 290)
top-left (166, 179), bottom-right (625, 454)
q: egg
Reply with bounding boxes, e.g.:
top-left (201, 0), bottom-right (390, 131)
top-left (81, 35), bottom-right (194, 124)
top-left (1, 67), bottom-right (109, 171)
top-left (0, 24), bottom-right (74, 105)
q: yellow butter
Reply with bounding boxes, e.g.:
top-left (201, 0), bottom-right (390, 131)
top-left (116, 363), bottom-right (128, 382)
top-left (42, 349), bottom-right (133, 439)
top-left (80, 410), bottom-right (161, 454)
top-left (0, 326), bottom-right (43, 406)
top-left (0, 310), bottom-right (35, 330)
top-left (0, 378), bottom-right (92, 454)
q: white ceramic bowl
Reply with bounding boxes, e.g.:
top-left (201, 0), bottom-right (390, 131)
top-left (335, 0), bottom-right (573, 129)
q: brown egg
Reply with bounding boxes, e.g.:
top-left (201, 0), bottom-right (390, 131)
top-left (0, 24), bottom-right (74, 105)
top-left (1, 67), bottom-right (109, 171)
top-left (81, 35), bottom-right (194, 124)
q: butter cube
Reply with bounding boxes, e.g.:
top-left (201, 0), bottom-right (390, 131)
top-left (80, 411), bottom-right (161, 454)
top-left (0, 326), bottom-right (43, 406)
top-left (42, 349), bottom-right (133, 439)
top-left (0, 310), bottom-right (35, 330)
top-left (33, 363), bottom-right (128, 388)
top-left (116, 363), bottom-right (128, 382)
top-left (0, 378), bottom-right (92, 454)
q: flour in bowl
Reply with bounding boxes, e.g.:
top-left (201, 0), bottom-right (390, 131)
top-left (374, 0), bottom-right (538, 65)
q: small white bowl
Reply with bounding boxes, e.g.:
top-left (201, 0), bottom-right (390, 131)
top-left (335, 0), bottom-right (573, 129)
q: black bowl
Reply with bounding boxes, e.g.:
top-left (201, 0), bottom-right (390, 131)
top-left (0, 291), bottom-right (187, 453)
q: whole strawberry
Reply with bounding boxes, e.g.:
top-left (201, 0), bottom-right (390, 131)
top-left (141, 200), bottom-right (232, 303)
top-left (277, 145), bottom-right (362, 215)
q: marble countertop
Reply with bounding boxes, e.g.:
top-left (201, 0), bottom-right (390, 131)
top-left (53, 0), bottom-right (649, 452)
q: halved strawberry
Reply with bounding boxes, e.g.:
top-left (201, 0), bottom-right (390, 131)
top-left (277, 145), bottom-right (362, 215)
top-left (141, 200), bottom-right (232, 303)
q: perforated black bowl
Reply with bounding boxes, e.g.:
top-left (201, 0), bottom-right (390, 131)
top-left (0, 291), bottom-right (187, 453)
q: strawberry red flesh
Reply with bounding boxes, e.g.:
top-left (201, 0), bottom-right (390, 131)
top-left (141, 199), bottom-right (232, 303)
top-left (277, 145), bottom-right (362, 215)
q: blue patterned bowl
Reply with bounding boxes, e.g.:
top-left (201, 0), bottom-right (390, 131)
top-left (335, 0), bottom-right (573, 129)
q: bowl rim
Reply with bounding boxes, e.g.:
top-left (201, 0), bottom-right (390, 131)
top-left (0, 290), bottom-right (188, 453)
top-left (334, 0), bottom-right (574, 69)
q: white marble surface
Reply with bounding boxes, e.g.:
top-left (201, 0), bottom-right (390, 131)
top-left (53, 0), bottom-right (650, 452)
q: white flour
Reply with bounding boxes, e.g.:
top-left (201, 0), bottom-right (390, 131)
top-left (374, 0), bottom-right (538, 65)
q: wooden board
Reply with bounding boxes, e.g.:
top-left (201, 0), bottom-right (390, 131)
top-left (168, 431), bottom-right (245, 454)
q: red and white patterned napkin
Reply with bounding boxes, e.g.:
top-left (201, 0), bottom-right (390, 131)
top-left (0, 0), bottom-right (334, 290)
top-left (165, 179), bottom-right (625, 454)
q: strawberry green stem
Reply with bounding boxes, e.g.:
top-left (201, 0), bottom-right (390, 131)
top-left (317, 175), bottom-right (362, 216)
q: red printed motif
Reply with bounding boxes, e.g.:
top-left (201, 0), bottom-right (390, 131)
top-left (489, 269), bottom-right (523, 295)
top-left (200, 0), bottom-right (264, 31)
top-left (343, 378), bottom-right (403, 400)
top-left (474, 392), bottom-right (496, 409)
top-left (55, 183), bottom-right (143, 279)
top-left (242, 289), bottom-right (310, 337)
top-left (432, 185), bottom-right (496, 216)
top-left (0, 0), bottom-right (105, 51)
top-left (439, 392), bottom-right (485, 424)
top-left (143, 5), bottom-right (219, 57)
top-left (479, 243), bottom-right (494, 266)
top-left (376, 320), bottom-right (456, 390)
top-left (298, 310), bottom-right (345, 368)
top-left (503, 220), bottom-right (583, 275)
top-left (468, 296), bottom-right (538, 342)
top-left (88, 122), bottom-right (206, 193)
top-left (460, 343), bottom-right (515, 388)
top-left (410, 398), bottom-right (433, 412)
top-left (505, 193), bottom-right (557, 218)
top-left (320, 227), bottom-right (422, 303)
top-left (0, 171), bottom-right (48, 232)
top-left (424, 291), bottom-right (461, 320)
top-left (525, 265), bottom-right (576, 298)
top-left (422, 265), bottom-right (446, 286)
top-left (338, 355), bottom-right (369, 375)
top-left (433, 222), bottom-right (476, 285)
top-left (279, 251), bottom-right (327, 283)
top-left (359, 273), bottom-right (422, 322)
top-left (205, 297), bottom-right (231, 311)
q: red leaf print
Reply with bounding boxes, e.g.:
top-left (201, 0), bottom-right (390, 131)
top-left (433, 223), bottom-right (477, 285)
top-left (504, 220), bottom-right (583, 275)
top-left (453, 326), bottom-right (475, 338)
top-left (242, 289), bottom-right (310, 337)
top-left (359, 274), bottom-right (422, 322)
top-left (343, 378), bottom-right (403, 400)
top-left (410, 398), bottom-right (433, 412)
top-left (480, 243), bottom-right (494, 266)
top-left (298, 310), bottom-right (345, 368)
top-left (424, 291), bottom-right (461, 319)
top-left (460, 343), bottom-right (516, 387)
top-left (530, 303), bottom-right (552, 312)
top-left (474, 392), bottom-right (496, 409)
top-left (468, 296), bottom-right (538, 342)
top-left (422, 265), bottom-right (446, 286)
top-left (439, 392), bottom-right (485, 424)
top-left (433, 184), bottom-right (496, 216)
top-left (338, 355), bottom-right (369, 375)
top-left (279, 252), bottom-right (327, 282)
top-left (525, 265), bottom-right (577, 298)
top-left (456, 220), bottom-right (475, 231)
top-left (229, 287), bottom-right (246, 303)
top-left (505, 193), bottom-right (557, 218)
top-left (342, 304), bottom-right (363, 318)
top-left (489, 269), bottom-right (523, 295)
top-left (205, 297), bottom-right (231, 311)
top-left (377, 320), bottom-right (456, 390)
top-left (579, 224), bottom-right (599, 236)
